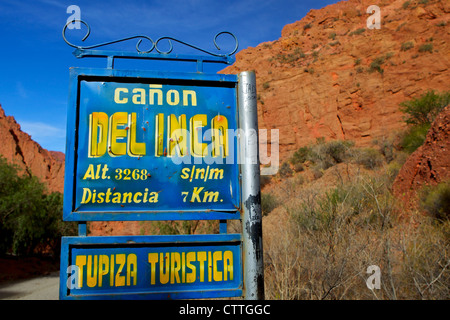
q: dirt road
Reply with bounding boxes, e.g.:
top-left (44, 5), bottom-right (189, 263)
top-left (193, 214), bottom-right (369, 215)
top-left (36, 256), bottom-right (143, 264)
top-left (0, 272), bottom-right (59, 300)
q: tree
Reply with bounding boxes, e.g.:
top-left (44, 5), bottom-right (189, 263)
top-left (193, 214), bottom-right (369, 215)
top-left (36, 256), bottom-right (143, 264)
top-left (399, 90), bottom-right (450, 126)
top-left (0, 156), bottom-right (76, 256)
top-left (399, 90), bottom-right (450, 153)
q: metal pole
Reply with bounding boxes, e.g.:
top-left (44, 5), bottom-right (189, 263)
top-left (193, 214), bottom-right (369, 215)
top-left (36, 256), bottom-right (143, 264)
top-left (238, 71), bottom-right (264, 300)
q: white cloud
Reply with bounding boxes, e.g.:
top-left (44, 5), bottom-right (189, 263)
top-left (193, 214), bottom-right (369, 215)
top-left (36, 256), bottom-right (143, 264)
top-left (19, 121), bottom-right (64, 137)
top-left (16, 82), bottom-right (28, 99)
top-left (18, 121), bottom-right (66, 152)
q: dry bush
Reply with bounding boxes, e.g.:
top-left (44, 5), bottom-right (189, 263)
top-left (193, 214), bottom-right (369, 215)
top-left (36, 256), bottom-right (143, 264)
top-left (263, 171), bottom-right (450, 300)
top-left (398, 213), bottom-right (450, 299)
top-left (139, 220), bottom-right (219, 235)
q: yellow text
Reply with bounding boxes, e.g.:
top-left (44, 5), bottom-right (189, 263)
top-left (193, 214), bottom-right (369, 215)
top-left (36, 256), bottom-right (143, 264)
top-left (147, 250), bottom-right (233, 285)
top-left (114, 85), bottom-right (197, 107)
top-left (75, 254), bottom-right (137, 288)
top-left (80, 187), bottom-right (159, 205)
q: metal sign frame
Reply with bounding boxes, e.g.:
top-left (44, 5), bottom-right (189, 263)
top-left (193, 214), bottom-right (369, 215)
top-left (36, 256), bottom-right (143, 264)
top-left (60, 20), bottom-right (264, 300)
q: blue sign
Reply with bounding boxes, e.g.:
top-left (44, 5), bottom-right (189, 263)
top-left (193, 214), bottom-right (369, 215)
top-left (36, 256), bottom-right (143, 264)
top-left (59, 24), bottom-right (264, 300)
top-left (63, 68), bottom-right (241, 221)
top-left (59, 234), bottom-right (243, 299)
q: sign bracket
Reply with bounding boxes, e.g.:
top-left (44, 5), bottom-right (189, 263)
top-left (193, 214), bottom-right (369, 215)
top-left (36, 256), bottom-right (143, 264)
top-left (73, 48), bottom-right (234, 72)
top-left (78, 222), bottom-right (87, 237)
top-left (63, 20), bottom-right (238, 72)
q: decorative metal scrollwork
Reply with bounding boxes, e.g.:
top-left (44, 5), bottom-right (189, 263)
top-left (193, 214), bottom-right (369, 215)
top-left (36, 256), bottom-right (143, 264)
top-left (62, 20), bottom-right (238, 57)
top-left (62, 20), bottom-right (155, 53)
top-left (154, 32), bottom-right (238, 56)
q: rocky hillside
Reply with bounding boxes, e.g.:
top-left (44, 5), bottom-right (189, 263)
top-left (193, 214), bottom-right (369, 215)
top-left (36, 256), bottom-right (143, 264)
top-left (393, 105), bottom-right (450, 204)
top-left (0, 104), bottom-right (64, 193)
top-left (221, 0), bottom-right (450, 161)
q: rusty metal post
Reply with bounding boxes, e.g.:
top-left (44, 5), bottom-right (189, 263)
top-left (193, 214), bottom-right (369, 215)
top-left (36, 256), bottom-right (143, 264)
top-left (238, 71), bottom-right (264, 300)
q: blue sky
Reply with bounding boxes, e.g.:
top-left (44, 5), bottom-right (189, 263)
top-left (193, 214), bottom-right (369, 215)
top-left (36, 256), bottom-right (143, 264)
top-left (0, 0), bottom-right (339, 152)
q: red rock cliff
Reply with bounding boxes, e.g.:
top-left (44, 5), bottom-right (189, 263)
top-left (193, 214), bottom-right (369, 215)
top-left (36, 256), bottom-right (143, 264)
top-left (221, 0), bottom-right (450, 161)
top-left (0, 104), bottom-right (64, 193)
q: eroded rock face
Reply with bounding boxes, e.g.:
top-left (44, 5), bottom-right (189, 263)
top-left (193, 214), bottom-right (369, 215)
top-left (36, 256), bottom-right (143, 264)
top-left (393, 105), bottom-right (450, 205)
top-left (0, 105), bottom-right (64, 193)
top-left (221, 0), bottom-right (450, 161)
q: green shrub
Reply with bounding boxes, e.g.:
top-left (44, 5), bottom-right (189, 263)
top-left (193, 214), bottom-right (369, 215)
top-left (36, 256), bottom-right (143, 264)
top-left (369, 56), bottom-right (385, 74)
top-left (355, 148), bottom-right (384, 170)
top-left (400, 123), bottom-right (431, 153)
top-left (401, 41), bottom-right (414, 51)
top-left (279, 162), bottom-right (293, 178)
top-left (349, 28), bottom-right (366, 36)
top-left (290, 174), bottom-right (395, 233)
top-left (274, 48), bottom-right (306, 65)
top-left (418, 43), bottom-right (433, 53)
top-left (385, 160), bottom-right (403, 183)
top-left (375, 137), bottom-right (395, 163)
top-left (385, 52), bottom-right (395, 59)
top-left (399, 90), bottom-right (450, 126)
top-left (11, 192), bottom-right (71, 256)
top-left (292, 162), bottom-right (304, 172)
top-left (308, 140), bottom-right (354, 170)
top-left (261, 193), bottom-right (279, 216)
top-left (321, 140), bottom-right (354, 163)
top-left (402, 1), bottom-right (411, 9)
top-left (0, 156), bottom-right (76, 256)
top-left (368, 52), bottom-right (395, 74)
top-left (290, 146), bottom-right (311, 165)
top-left (420, 180), bottom-right (450, 221)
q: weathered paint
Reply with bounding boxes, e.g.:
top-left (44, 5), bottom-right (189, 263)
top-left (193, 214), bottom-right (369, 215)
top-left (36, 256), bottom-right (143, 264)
top-left (238, 71), bottom-right (265, 300)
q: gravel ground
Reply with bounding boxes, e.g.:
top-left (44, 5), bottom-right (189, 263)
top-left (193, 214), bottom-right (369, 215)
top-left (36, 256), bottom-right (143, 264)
top-left (0, 271), bottom-right (59, 300)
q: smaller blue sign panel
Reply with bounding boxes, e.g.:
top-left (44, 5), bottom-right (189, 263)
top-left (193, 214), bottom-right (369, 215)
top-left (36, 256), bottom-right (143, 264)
top-left (59, 234), bottom-right (242, 300)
